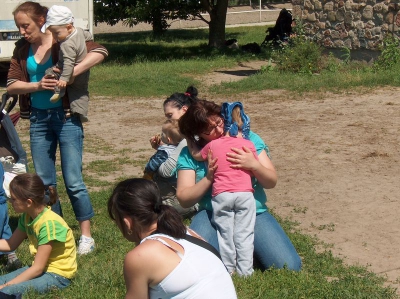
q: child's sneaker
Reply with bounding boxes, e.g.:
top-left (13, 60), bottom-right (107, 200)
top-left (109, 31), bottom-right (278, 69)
top-left (50, 93), bottom-right (61, 103)
top-left (5, 253), bottom-right (22, 271)
top-left (77, 235), bottom-right (95, 255)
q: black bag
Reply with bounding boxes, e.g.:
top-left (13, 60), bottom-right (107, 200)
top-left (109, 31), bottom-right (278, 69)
top-left (0, 292), bottom-right (22, 299)
top-left (241, 42), bottom-right (261, 54)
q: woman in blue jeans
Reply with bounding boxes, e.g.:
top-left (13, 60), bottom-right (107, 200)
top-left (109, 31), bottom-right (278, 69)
top-left (7, 1), bottom-right (108, 255)
top-left (176, 100), bottom-right (301, 271)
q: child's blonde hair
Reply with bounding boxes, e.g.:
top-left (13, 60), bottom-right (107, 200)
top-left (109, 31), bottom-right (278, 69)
top-left (231, 106), bottom-right (244, 129)
top-left (9, 173), bottom-right (57, 206)
top-left (162, 119), bottom-right (183, 145)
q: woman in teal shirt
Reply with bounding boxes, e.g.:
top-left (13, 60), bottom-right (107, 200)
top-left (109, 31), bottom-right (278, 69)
top-left (176, 99), bottom-right (301, 271)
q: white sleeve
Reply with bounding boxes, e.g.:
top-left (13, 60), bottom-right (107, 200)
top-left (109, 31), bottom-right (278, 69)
top-left (157, 139), bottom-right (187, 178)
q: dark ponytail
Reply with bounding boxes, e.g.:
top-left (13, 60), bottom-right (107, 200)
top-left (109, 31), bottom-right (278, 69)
top-left (108, 179), bottom-right (186, 240)
top-left (163, 85), bottom-right (199, 110)
top-left (156, 205), bottom-right (186, 238)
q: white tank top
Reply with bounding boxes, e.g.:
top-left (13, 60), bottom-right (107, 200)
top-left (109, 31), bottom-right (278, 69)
top-left (141, 233), bottom-right (237, 299)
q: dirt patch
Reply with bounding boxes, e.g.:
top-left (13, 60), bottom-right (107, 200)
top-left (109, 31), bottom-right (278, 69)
top-left (78, 80), bottom-right (400, 295)
top-left (8, 57), bottom-right (399, 294)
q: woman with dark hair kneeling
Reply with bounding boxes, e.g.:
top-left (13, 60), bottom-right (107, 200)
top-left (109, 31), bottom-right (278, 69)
top-left (108, 178), bottom-right (237, 299)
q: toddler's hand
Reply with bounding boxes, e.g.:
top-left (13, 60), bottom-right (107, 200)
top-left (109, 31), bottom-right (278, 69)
top-left (58, 79), bottom-right (67, 89)
top-left (206, 149), bottom-right (218, 181)
top-left (149, 134), bottom-right (161, 150)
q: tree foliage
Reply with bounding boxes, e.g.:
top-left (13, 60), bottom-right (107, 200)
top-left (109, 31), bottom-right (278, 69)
top-left (94, 0), bottom-right (203, 35)
top-left (94, 0), bottom-right (230, 47)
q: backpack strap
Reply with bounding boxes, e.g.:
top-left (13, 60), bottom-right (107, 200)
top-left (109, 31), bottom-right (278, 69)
top-left (150, 230), bottom-right (222, 261)
top-left (184, 234), bottom-right (222, 261)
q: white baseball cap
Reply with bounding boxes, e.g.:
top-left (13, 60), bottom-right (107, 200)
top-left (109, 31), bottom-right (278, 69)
top-left (41, 5), bottom-right (75, 33)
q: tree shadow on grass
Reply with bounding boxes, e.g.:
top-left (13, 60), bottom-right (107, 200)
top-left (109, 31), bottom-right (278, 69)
top-left (96, 29), bottom-right (268, 65)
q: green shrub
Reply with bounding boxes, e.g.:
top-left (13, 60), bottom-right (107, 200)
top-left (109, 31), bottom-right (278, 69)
top-left (271, 35), bottom-right (324, 74)
top-left (374, 33), bottom-right (400, 70)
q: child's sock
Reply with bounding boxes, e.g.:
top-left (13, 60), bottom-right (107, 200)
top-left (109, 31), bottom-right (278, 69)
top-left (50, 92), bottom-right (61, 103)
top-left (79, 114), bottom-right (89, 123)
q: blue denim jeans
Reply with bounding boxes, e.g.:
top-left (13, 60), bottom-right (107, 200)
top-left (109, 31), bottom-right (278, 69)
top-left (190, 209), bottom-right (302, 271)
top-left (29, 107), bottom-right (94, 221)
top-left (1, 112), bottom-right (28, 165)
top-left (0, 202), bottom-right (13, 255)
top-left (0, 266), bottom-right (70, 295)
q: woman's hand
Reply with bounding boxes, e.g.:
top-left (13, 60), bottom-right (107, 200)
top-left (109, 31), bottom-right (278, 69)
top-left (228, 147), bottom-right (278, 189)
top-left (39, 75), bottom-right (58, 91)
top-left (226, 146), bottom-right (259, 171)
top-left (205, 149), bottom-right (218, 181)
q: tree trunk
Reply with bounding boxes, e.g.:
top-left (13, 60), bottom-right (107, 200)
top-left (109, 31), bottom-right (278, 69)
top-left (207, 0), bottom-right (229, 48)
top-left (151, 8), bottom-right (165, 36)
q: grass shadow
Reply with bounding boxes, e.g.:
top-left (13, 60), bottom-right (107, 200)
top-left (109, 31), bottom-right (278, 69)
top-left (96, 29), bottom-right (268, 65)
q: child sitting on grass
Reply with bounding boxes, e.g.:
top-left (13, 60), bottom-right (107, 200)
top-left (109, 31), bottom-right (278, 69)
top-left (0, 173), bottom-right (77, 296)
top-left (190, 102), bottom-right (258, 276)
top-left (0, 164), bottom-right (21, 271)
top-left (43, 5), bottom-right (93, 122)
top-left (143, 119), bottom-right (184, 181)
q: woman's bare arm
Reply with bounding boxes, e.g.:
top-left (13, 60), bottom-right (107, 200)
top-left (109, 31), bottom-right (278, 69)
top-left (7, 76), bottom-right (57, 95)
top-left (176, 151), bottom-right (217, 208)
top-left (123, 249), bottom-right (150, 299)
top-left (73, 52), bottom-right (105, 77)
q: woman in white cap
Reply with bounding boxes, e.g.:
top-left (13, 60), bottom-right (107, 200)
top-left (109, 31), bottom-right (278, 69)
top-left (7, 1), bottom-right (108, 255)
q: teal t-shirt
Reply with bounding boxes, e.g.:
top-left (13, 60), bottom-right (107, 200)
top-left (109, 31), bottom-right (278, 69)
top-left (176, 131), bottom-right (271, 214)
top-left (27, 47), bottom-right (62, 109)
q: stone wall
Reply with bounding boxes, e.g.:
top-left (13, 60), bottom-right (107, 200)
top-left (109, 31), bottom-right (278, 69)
top-left (292, 0), bottom-right (400, 50)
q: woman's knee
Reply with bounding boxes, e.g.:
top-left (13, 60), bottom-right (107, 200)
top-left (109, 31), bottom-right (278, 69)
top-left (253, 211), bottom-right (302, 271)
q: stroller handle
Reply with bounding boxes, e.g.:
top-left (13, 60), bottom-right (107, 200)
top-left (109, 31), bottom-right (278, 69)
top-left (1, 92), bottom-right (18, 114)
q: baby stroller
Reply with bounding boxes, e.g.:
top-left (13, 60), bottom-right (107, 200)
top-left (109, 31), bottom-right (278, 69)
top-left (261, 8), bottom-right (293, 47)
top-left (0, 92), bottom-right (27, 197)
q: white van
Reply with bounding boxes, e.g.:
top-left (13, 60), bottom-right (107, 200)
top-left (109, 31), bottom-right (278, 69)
top-left (0, 0), bottom-right (93, 72)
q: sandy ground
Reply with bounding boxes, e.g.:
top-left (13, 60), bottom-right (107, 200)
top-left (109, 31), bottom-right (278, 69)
top-left (1, 5), bottom-right (399, 294)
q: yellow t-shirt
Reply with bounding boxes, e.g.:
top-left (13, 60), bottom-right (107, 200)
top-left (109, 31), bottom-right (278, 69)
top-left (18, 207), bottom-right (77, 279)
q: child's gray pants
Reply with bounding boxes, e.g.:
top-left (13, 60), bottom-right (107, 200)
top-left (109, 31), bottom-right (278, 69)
top-left (211, 191), bottom-right (256, 276)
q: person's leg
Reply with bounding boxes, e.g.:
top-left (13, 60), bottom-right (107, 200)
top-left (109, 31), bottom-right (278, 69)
top-left (189, 209), bottom-right (219, 251)
top-left (0, 203), bottom-right (21, 269)
top-left (56, 113), bottom-right (93, 225)
top-left (0, 202), bottom-right (12, 255)
top-left (0, 266), bottom-right (29, 285)
top-left (56, 112), bottom-right (94, 254)
top-left (233, 192), bottom-right (256, 276)
top-left (0, 269), bottom-right (70, 295)
top-left (212, 193), bottom-right (236, 274)
top-left (29, 108), bottom-right (63, 217)
top-left (254, 210), bottom-right (302, 271)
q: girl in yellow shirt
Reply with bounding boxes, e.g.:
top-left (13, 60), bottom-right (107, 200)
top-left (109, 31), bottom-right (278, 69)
top-left (0, 173), bottom-right (77, 296)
